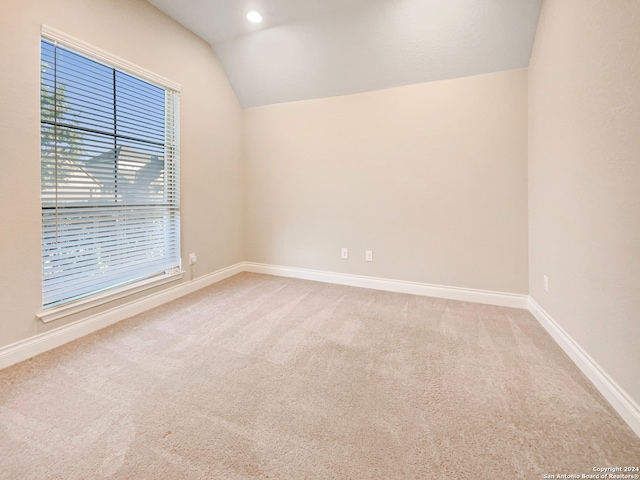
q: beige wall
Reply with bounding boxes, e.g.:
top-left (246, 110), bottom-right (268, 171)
top-left (245, 69), bottom-right (528, 294)
top-left (1, 0), bottom-right (635, 425)
top-left (528, 1), bottom-right (640, 404)
top-left (0, 0), bottom-right (244, 347)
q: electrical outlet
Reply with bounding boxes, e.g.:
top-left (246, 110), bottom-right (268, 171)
top-left (341, 248), bottom-right (348, 259)
top-left (365, 250), bottom-right (373, 262)
top-left (543, 275), bottom-right (548, 292)
top-left (189, 253), bottom-right (197, 265)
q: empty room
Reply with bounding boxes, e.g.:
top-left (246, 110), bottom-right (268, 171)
top-left (1, 0), bottom-right (639, 478)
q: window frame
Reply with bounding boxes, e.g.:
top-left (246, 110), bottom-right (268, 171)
top-left (38, 26), bottom-right (183, 322)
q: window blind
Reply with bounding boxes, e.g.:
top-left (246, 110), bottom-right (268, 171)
top-left (40, 38), bottom-right (180, 308)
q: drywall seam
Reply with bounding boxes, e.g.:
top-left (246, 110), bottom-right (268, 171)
top-left (528, 298), bottom-right (640, 438)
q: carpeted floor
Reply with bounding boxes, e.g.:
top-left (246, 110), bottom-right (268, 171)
top-left (1, 273), bottom-right (638, 479)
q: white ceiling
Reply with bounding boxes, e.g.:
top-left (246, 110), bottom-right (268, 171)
top-left (147, 0), bottom-right (542, 108)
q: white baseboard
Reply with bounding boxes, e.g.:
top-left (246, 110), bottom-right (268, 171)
top-left (1, 261), bottom-right (637, 439)
top-left (528, 298), bottom-right (640, 438)
top-left (0, 262), bottom-right (528, 371)
top-left (244, 262), bottom-right (530, 309)
top-left (0, 262), bottom-right (244, 370)
top-left (249, 263), bottom-right (639, 437)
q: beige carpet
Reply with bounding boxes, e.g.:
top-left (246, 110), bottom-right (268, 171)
top-left (1, 273), bottom-right (638, 479)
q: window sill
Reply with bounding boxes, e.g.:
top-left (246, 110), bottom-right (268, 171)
top-left (36, 271), bottom-right (184, 324)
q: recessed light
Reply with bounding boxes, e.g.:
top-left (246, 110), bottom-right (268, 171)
top-left (246, 10), bottom-right (263, 23)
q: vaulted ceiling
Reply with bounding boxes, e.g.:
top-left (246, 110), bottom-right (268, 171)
top-left (147, 0), bottom-right (542, 108)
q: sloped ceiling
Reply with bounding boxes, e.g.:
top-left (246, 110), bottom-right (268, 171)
top-left (147, 0), bottom-right (542, 108)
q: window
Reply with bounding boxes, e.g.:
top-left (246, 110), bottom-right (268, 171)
top-left (40, 30), bottom-right (180, 310)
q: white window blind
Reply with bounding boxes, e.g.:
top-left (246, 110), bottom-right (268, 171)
top-left (40, 37), bottom-right (180, 309)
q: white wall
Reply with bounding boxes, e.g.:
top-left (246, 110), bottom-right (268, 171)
top-left (245, 69), bottom-right (529, 294)
top-left (0, 0), bottom-right (244, 347)
top-left (528, 0), bottom-right (640, 405)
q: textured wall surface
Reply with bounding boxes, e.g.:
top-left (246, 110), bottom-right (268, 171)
top-left (245, 69), bottom-right (529, 294)
top-left (0, 0), bottom-right (244, 347)
top-left (153, 0), bottom-right (542, 108)
top-left (528, 0), bottom-right (640, 405)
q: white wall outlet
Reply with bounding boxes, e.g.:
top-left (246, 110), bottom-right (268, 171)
top-left (341, 248), bottom-right (348, 259)
top-left (189, 253), bottom-right (197, 265)
top-left (365, 250), bottom-right (373, 262)
top-left (543, 275), bottom-right (549, 292)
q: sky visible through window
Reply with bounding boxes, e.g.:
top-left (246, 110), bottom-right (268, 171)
top-left (41, 39), bottom-right (168, 206)
top-left (40, 38), bottom-right (180, 308)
